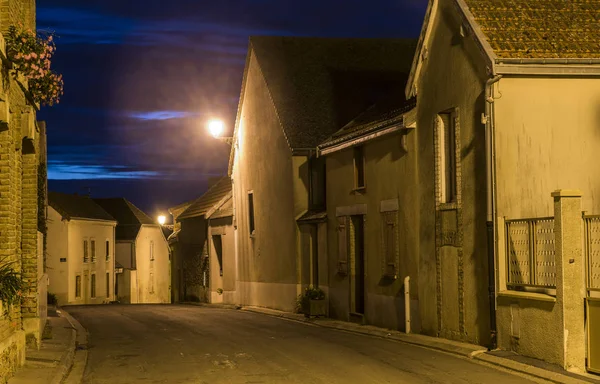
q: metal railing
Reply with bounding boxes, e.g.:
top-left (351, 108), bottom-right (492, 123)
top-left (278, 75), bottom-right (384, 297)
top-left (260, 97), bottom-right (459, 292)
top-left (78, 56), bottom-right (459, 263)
top-left (585, 215), bottom-right (600, 293)
top-left (506, 217), bottom-right (556, 288)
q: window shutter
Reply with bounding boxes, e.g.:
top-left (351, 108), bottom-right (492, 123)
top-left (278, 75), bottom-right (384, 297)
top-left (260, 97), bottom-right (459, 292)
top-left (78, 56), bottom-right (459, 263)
top-left (337, 216), bottom-right (348, 275)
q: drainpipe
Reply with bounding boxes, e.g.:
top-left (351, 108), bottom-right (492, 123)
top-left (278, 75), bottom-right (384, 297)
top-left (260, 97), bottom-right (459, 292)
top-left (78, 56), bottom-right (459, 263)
top-left (485, 74), bottom-right (502, 350)
top-left (404, 276), bottom-right (411, 334)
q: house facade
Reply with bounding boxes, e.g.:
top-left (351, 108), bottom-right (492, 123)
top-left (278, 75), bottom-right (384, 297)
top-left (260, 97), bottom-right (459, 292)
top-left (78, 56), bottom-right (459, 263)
top-left (47, 192), bottom-right (117, 306)
top-left (168, 176), bottom-right (233, 304)
top-left (317, 98), bottom-right (418, 330)
top-left (408, 0), bottom-right (600, 372)
top-left (229, 37), bottom-right (418, 312)
top-left (94, 198), bottom-right (171, 304)
top-left (0, 0), bottom-right (49, 380)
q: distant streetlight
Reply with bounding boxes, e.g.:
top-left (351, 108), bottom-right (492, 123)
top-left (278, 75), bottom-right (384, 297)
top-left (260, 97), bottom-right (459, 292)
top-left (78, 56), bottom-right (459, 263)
top-left (157, 215), bottom-right (166, 225)
top-left (207, 119), bottom-right (233, 145)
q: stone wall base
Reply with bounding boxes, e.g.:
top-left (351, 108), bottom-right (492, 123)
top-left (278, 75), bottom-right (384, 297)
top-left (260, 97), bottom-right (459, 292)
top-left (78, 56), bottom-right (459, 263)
top-left (0, 330), bottom-right (26, 382)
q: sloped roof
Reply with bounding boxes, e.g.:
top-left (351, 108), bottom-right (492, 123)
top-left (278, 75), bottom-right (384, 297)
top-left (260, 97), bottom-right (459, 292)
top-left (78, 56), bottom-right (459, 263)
top-left (93, 198), bottom-right (156, 241)
top-left (463, 0), bottom-right (600, 59)
top-left (247, 36), bottom-right (418, 149)
top-left (178, 176), bottom-right (232, 220)
top-left (48, 192), bottom-right (115, 222)
top-left (320, 96), bottom-right (416, 149)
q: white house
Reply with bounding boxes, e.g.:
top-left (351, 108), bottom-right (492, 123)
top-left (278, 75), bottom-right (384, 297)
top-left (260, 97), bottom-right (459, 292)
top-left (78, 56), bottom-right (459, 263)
top-left (47, 192), bottom-right (117, 305)
top-left (94, 198), bottom-right (171, 304)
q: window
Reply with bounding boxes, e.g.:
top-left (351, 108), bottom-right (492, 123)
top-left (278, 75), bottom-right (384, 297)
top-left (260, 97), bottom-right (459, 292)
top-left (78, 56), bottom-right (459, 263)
top-left (150, 241), bottom-right (155, 261)
top-left (75, 275), bottom-right (81, 298)
top-left (60, 258), bottom-right (67, 263)
top-left (309, 157), bottom-right (326, 209)
top-left (83, 240), bottom-right (89, 263)
top-left (106, 272), bottom-right (110, 297)
top-left (438, 111), bottom-right (457, 203)
top-left (91, 274), bottom-right (96, 298)
top-left (106, 240), bottom-right (110, 261)
top-left (353, 146), bottom-right (365, 189)
top-left (213, 235), bottom-right (223, 277)
top-left (248, 191), bottom-right (255, 235)
top-left (91, 240), bottom-right (96, 262)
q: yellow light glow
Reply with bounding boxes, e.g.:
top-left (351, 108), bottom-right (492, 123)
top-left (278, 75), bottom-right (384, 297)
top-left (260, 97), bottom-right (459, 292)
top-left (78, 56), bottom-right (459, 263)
top-left (157, 215), bottom-right (166, 225)
top-left (208, 119), bottom-right (225, 138)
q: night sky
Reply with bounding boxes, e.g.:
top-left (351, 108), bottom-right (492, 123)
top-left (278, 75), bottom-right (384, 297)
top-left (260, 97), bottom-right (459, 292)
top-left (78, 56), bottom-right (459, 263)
top-left (37, 0), bottom-right (428, 220)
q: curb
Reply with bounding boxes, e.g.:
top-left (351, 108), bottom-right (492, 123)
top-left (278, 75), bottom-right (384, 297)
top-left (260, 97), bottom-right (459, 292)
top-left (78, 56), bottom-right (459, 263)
top-left (239, 306), bottom-right (594, 384)
top-left (58, 308), bottom-right (89, 384)
top-left (49, 312), bottom-right (76, 384)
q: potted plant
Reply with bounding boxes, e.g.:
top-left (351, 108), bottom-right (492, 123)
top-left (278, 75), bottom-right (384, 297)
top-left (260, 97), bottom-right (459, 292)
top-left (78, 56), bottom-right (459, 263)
top-left (298, 286), bottom-right (327, 318)
top-left (0, 258), bottom-right (25, 317)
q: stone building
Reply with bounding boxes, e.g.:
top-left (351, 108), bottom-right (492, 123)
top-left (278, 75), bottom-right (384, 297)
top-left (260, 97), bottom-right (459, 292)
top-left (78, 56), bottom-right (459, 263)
top-left (229, 37), bottom-right (417, 312)
top-left (46, 192), bottom-right (117, 305)
top-left (168, 176), bottom-right (232, 303)
top-left (93, 198), bottom-right (171, 304)
top-left (0, 0), bottom-right (48, 381)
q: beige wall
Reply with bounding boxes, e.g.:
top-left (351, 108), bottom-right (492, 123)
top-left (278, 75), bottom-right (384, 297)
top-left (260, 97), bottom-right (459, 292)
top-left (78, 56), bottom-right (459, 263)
top-left (134, 226), bottom-right (171, 304)
top-left (232, 51), bottom-right (300, 312)
top-left (324, 133), bottom-right (420, 331)
top-left (494, 77), bottom-right (600, 218)
top-left (209, 216), bottom-right (235, 304)
top-left (414, 0), bottom-right (491, 344)
top-left (492, 77), bottom-right (600, 366)
top-left (46, 207), bottom-right (70, 305)
top-left (65, 219), bottom-right (116, 305)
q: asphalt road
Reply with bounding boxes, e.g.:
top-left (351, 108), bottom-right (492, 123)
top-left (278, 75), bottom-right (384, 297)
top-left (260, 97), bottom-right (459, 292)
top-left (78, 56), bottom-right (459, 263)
top-left (67, 305), bottom-right (536, 384)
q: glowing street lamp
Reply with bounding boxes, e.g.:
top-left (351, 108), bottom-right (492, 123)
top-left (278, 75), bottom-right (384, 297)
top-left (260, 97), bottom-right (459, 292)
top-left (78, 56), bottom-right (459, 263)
top-left (208, 119), bottom-right (225, 138)
top-left (157, 215), bottom-right (166, 225)
top-left (207, 119), bottom-right (233, 145)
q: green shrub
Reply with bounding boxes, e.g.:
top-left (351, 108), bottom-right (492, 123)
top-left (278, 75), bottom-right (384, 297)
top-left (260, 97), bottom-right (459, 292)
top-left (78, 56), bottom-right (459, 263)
top-left (0, 259), bottom-right (25, 316)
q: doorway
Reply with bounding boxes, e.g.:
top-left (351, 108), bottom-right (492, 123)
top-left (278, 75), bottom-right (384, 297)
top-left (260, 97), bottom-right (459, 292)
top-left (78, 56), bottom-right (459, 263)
top-left (350, 215), bottom-right (365, 315)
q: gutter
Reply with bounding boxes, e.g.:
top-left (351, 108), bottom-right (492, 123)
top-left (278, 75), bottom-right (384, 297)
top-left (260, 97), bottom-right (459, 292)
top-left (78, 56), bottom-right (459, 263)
top-left (318, 124), bottom-right (406, 157)
top-left (484, 74), bottom-right (502, 350)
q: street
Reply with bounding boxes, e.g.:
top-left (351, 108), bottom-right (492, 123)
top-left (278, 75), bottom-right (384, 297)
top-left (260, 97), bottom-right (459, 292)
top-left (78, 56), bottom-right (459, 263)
top-left (66, 305), bottom-right (537, 384)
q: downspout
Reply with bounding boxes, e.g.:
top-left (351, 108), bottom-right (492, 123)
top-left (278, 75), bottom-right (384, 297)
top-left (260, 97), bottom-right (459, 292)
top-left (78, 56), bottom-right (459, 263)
top-left (485, 74), bottom-right (502, 350)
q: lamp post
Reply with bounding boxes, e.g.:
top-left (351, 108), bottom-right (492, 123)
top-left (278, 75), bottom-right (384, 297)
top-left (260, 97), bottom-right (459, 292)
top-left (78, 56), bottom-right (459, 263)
top-left (157, 215), bottom-right (166, 225)
top-left (207, 119), bottom-right (233, 145)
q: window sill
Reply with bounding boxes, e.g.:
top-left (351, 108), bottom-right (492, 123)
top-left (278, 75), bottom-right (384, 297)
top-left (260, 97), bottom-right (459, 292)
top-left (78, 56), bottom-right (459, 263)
top-left (439, 202), bottom-right (458, 211)
top-left (498, 290), bottom-right (556, 303)
top-left (352, 187), bottom-right (366, 194)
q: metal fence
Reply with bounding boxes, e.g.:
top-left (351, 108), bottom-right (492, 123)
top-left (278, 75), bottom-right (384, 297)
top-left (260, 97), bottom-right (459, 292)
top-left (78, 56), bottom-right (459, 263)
top-left (585, 215), bottom-right (600, 293)
top-left (506, 217), bottom-right (556, 288)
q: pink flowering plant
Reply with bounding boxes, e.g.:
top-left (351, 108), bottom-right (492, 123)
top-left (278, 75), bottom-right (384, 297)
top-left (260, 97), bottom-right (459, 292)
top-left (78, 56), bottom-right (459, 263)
top-left (5, 25), bottom-right (64, 106)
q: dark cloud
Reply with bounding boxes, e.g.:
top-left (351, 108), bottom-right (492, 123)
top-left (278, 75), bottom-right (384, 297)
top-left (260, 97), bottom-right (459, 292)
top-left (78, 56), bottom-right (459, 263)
top-left (37, 0), bottom-right (428, 212)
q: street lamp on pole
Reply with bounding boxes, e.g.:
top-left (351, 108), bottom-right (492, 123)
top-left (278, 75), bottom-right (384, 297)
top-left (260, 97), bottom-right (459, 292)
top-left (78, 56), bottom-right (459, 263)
top-left (207, 119), bottom-right (233, 145)
top-left (157, 215), bottom-right (166, 225)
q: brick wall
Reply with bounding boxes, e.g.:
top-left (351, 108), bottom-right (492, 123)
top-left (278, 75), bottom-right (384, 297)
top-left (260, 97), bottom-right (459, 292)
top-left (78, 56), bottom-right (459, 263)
top-left (0, 0), bottom-right (42, 380)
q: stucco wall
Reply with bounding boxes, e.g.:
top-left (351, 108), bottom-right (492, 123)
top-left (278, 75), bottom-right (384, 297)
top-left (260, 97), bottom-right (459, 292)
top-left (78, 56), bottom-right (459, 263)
top-left (494, 77), bottom-right (600, 218)
top-left (414, 0), bottom-right (490, 344)
top-left (325, 132), bottom-right (420, 331)
top-left (46, 206), bottom-right (69, 305)
top-left (209, 216), bottom-right (235, 304)
top-left (232, 51), bottom-right (299, 311)
top-left (65, 220), bottom-right (116, 305)
top-left (135, 226), bottom-right (171, 304)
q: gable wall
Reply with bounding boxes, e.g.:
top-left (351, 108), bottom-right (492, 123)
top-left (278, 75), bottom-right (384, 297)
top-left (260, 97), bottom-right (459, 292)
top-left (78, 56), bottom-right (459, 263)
top-left (232, 50), bottom-right (299, 311)
top-left (415, 0), bottom-right (491, 345)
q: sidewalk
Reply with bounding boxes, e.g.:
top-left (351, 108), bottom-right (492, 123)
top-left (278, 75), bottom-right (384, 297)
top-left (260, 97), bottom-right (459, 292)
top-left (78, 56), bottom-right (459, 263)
top-left (238, 305), bottom-right (600, 384)
top-left (8, 306), bottom-right (84, 384)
